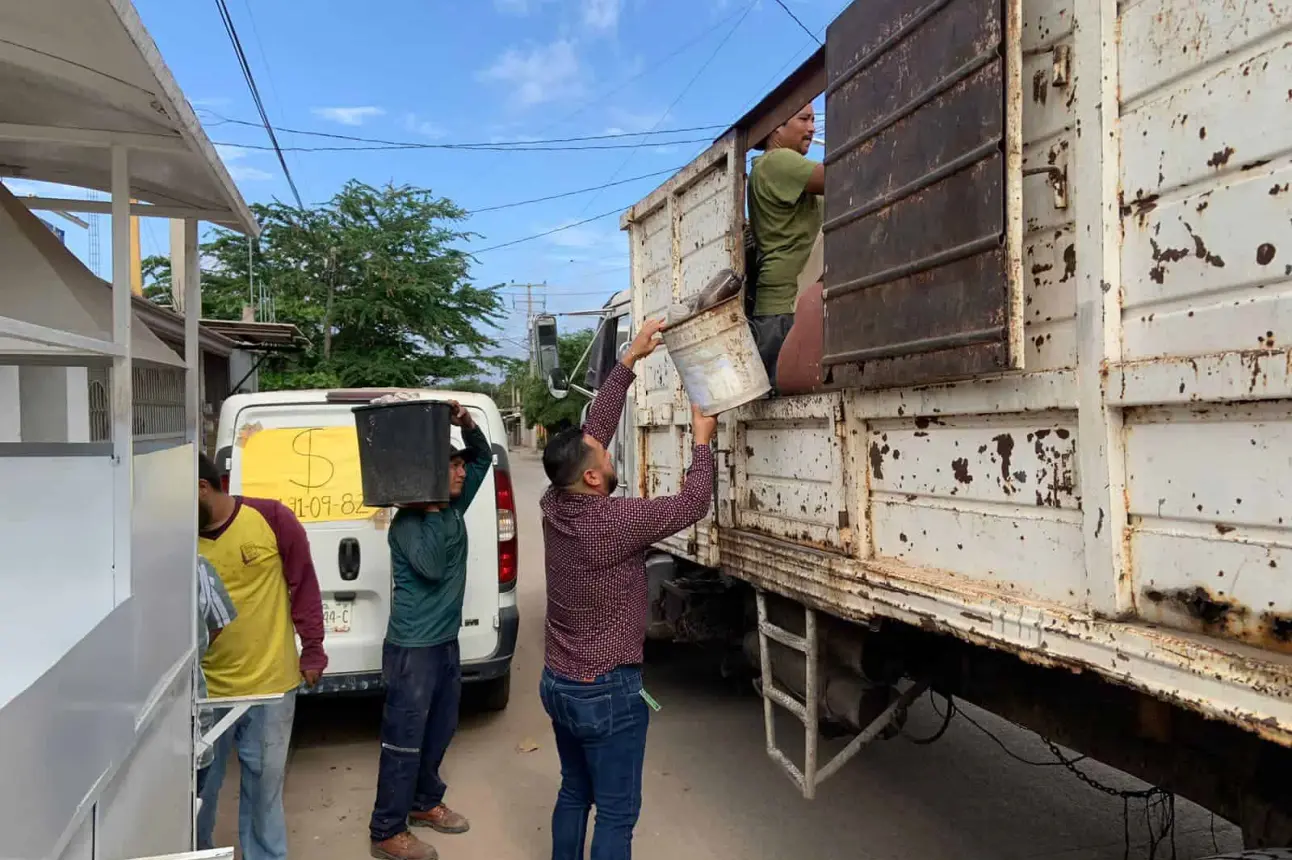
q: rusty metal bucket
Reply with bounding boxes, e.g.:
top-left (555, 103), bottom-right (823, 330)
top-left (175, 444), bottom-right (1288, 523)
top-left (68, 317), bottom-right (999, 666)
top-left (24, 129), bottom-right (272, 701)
top-left (662, 295), bottom-right (770, 416)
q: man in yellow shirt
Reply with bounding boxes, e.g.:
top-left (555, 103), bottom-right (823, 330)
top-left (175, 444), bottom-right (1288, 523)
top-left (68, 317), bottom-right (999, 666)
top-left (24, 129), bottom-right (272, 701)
top-left (196, 453), bottom-right (328, 860)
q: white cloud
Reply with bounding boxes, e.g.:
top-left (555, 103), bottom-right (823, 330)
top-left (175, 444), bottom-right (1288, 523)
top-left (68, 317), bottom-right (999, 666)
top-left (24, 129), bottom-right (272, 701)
top-left (311, 106), bottom-right (385, 126)
top-left (403, 113), bottom-right (445, 139)
top-left (215, 145), bottom-right (272, 181)
top-left (606, 106), bottom-right (670, 133)
top-left (228, 165), bottom-right (274, 182)
top-left (215, 144), bottom-right (252, 162)
top-left (542, 220), bottom-right (618, 251)
top-left (479, 40), bottom-right (585, 108)
top-left (582, 0), bottom-right (620, 31)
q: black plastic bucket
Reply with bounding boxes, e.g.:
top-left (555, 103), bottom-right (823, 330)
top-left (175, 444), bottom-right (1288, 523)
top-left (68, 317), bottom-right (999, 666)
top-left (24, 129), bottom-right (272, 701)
top-left (352, 399), bottom-right (452, 506)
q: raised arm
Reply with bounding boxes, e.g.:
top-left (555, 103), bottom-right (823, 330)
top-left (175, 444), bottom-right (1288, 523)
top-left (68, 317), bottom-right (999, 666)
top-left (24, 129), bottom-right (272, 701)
top-left (583, 318), bottom-right (666, 447)
top-left (389, 509), bottom-right (446, 582)
top-left (611, 445), bottom-right (714, 552)
top-left (607, 405), bottom-right (718, 553)
top-left (452, 421), bottom-right (493, 512)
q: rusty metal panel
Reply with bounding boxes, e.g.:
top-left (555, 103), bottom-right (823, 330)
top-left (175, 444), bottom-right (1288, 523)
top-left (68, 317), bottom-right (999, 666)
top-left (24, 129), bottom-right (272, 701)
top-left (1124, 402), bottom-right (1292, 654)
top-left (718, 527), bottom-right (1292, 746)
top-left (866, 411), bottom-right (1085, 607)
top-left (623, 134), bottom-right (743, 568)
top-left (821, 0), bottom-right (1024, 389)
top-left (731, 394), bottom-right (854, 552)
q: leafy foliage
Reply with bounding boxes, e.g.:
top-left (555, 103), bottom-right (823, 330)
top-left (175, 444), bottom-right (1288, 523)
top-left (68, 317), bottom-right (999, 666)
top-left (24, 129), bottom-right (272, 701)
top-left (143, 181), bottom-right (504, 390)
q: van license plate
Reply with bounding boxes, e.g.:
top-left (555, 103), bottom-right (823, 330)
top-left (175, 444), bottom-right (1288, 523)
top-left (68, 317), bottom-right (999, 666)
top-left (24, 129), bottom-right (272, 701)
top-left (323, 600), bottom-right (352, 634)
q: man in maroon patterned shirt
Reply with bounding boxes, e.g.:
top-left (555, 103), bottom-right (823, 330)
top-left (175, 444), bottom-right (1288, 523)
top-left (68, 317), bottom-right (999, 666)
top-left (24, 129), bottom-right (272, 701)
top-left (539, 318), bottom-right (717, 860)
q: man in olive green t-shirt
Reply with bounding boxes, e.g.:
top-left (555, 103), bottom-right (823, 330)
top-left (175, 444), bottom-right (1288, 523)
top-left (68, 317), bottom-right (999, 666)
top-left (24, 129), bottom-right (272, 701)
top-left (748, 102), bottom-right (824, 389)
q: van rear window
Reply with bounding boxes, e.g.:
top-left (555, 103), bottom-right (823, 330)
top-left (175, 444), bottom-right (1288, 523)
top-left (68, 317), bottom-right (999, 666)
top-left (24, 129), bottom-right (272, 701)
top-left (239, 425), bottom-right (379, 523)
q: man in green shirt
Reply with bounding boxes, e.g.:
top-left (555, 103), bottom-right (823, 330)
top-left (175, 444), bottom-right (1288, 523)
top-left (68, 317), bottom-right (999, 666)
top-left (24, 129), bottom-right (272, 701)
top-left (370, 399), bottom-right (492, 860)
top-left (748, 102), bottom-right (825, 389)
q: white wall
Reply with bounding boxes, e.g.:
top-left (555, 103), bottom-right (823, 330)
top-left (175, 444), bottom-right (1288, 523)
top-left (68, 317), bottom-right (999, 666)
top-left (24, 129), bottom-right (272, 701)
top-left (0, 444), bottom-right (197, 860)
top-left (0, 455), bottom-right (115, 710)
top-left (0, 366), bottom-right (19, 441)
top-left (17, 366), bottom-right (90, 442)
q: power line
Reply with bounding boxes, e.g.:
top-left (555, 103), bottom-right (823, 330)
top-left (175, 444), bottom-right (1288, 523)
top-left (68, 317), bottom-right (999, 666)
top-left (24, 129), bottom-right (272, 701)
top-left (471, 204), bottom-right (629, 255)
top-left (237, 0), bottom-right (310, 203)
top-left (577, 0), bottom-right (756, 216)
top-left (212, 0), bottom-right (303, 208)
top-left (201, 112), bottom-right (727, 148)
top-left (213, 137), bottom-right (715, 154)
top-left (468, 167), bottom-right (682, 214)
top-left (771, 0), bottom-right (823, 45)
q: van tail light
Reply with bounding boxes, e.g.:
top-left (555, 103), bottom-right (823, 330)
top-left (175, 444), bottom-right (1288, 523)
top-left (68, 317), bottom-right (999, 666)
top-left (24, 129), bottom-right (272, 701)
top-left (220, 474), bottom-right (230, 493)
top-left (495, 467), bottom-right (518, 591)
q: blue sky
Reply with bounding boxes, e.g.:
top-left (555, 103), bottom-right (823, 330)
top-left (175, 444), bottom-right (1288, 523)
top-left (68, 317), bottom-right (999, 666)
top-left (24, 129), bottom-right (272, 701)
top-left (16, 0), bottom-right (842, 364)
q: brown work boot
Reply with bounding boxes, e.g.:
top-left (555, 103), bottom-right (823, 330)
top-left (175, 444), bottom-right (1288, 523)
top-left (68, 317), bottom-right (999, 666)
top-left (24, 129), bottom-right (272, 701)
top-left (370, 831), bottom-right (438, 860)
top-left (409, 804), bottom-right (470, 834)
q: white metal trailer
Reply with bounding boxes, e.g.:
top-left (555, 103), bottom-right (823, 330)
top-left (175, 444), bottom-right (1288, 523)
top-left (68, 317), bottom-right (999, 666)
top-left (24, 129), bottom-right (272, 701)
top-left (556, 0), bottom-right (1292, 845)
top-left (0, 2), bottom-right (259, 858)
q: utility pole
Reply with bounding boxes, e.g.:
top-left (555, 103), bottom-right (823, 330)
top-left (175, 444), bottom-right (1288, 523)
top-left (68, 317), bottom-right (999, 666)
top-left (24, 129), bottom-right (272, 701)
top-left (507, 282), bottom-right (546, 370)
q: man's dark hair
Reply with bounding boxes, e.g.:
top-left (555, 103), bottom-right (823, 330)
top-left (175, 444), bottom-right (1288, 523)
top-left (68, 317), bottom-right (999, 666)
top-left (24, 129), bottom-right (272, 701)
top-left (543, 427), bottom-right (591, 488)
top-left (198, 452), bottom-right (223, 488)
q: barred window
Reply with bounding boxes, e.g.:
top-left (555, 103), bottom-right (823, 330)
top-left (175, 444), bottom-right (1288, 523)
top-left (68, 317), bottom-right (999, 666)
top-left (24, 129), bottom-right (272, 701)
top-left (87, 365), bottom-right (187, 442)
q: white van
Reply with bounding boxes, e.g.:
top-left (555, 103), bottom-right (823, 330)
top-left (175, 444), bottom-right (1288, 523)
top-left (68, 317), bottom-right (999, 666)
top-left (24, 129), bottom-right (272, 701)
top-left (213, 387), bottom-right (518, 710)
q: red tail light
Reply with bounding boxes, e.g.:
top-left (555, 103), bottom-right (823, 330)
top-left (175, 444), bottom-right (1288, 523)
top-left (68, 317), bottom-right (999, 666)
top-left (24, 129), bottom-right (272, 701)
top-left (495, 467), bottom-right (518, 590)
top-left (220, 474), bottom-right (230, 493)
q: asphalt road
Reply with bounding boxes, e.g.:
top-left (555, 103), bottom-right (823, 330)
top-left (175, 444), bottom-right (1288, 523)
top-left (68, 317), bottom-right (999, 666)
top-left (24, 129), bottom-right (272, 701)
top-left (214, 450), bottom-right (1244, 860)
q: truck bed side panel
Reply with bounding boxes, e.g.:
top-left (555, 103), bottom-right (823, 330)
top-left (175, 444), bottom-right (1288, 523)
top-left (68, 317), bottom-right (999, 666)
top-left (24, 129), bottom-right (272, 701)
top-left (625, 136), bottom-right (743, 566)
top-left (715, 0), bottom-right (1292, 742)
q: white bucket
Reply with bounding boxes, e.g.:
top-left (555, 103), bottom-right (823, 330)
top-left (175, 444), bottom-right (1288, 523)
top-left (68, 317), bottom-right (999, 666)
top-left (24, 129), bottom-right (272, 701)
top-left (662, 295), bottom-right (770, 416)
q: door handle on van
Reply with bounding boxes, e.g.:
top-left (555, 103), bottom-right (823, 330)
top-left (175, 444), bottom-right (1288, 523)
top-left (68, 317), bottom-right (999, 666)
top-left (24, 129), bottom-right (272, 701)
top-left (338, 537), bottom-right (361, 581)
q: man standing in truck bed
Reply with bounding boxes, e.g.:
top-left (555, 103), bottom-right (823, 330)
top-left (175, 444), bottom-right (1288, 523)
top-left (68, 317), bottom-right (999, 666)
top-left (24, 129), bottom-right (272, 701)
top-left (539, 318), bottom-right (717, 859)
top-left (369, 399), bottom-right (493, 860)
top-left (748, 102), bottom-right (825, 390)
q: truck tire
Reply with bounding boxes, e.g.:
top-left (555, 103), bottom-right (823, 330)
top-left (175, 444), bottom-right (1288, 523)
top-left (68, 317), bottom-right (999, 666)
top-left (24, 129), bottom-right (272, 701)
top-left (479, 673), bottom-right (511, 712)
top-left (1200, 851), bottom-right (1292, 859)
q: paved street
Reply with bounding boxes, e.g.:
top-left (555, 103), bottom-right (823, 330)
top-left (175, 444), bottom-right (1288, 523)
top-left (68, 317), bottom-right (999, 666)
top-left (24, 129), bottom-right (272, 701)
top-left (215, 451), bottom-right (1242, 859)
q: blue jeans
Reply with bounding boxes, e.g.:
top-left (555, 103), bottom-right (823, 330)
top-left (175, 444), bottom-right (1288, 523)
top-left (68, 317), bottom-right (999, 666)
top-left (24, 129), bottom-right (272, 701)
top-left (540, 666), bottom-right (650, 860)
top-left (196, 689), bottom-right (297, 860)
top-left (369, 640), bottom-right (462, 841)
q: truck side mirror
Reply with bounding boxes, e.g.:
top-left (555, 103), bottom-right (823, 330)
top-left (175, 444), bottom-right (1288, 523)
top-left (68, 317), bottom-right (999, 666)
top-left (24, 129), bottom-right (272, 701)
top-left (532, 314), bottom-right (569, 399)
top-left (547, 367), bottom-right (570, 400)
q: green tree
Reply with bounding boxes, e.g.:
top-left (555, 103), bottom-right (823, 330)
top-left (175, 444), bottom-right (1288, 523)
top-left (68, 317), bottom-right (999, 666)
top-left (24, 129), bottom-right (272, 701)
top-left (515, 327), bottom-right (596, 433)
top-left (142, 181), bottom-right (504, 389)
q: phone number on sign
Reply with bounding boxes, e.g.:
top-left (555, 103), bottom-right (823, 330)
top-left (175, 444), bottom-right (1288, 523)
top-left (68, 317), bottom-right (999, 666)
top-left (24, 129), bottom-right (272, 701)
top-left (283, 493), bottom-right (370, 521)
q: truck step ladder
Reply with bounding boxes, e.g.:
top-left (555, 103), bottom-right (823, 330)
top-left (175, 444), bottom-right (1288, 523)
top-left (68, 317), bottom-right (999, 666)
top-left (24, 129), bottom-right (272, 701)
top-left (755, 590), bottom-right (927, 799)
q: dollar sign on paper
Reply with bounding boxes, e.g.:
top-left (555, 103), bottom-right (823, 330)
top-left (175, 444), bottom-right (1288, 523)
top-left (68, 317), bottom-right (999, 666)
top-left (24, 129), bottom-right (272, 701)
top-left (289, 428), bottom-right (334, 489)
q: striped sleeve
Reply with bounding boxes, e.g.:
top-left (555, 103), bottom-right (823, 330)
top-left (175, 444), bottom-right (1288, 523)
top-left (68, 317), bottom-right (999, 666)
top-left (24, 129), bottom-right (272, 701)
top-left (198, 555), bottom-right (237, 634)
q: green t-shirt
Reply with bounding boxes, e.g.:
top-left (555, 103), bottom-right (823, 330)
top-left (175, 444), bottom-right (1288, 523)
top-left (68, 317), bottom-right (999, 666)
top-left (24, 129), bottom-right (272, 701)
top-left (748, 148), bottom-right (823, 317)
top-left (385, 424), bottom-right (492, 648)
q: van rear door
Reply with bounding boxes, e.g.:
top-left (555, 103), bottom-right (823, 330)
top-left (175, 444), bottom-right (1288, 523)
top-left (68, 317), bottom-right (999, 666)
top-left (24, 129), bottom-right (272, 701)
top-left (228, 401), bottom-right (501, 677)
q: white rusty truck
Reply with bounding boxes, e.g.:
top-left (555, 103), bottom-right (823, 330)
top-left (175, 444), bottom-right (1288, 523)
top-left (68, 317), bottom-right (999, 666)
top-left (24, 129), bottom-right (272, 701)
top-left (538, 0), bottom-right (1292, 850)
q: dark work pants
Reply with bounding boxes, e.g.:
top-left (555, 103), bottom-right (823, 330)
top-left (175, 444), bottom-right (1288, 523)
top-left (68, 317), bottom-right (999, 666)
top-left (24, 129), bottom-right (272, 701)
top-left (369, 640), bottom-right (461, 841)
top-left (751, 313), bottom-right (794, 391)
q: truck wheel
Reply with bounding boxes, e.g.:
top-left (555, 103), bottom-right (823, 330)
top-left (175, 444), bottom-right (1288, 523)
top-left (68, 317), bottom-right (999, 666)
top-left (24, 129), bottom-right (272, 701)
top-left (1200, 851), bottom-right (1292, 859)
top-left (479, 673), bottom-right (511, 712)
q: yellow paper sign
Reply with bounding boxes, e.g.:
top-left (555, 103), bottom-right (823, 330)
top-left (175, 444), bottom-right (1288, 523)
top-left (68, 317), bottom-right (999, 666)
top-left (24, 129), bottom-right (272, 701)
top-left (240, 425), bottom-right (380, 523)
